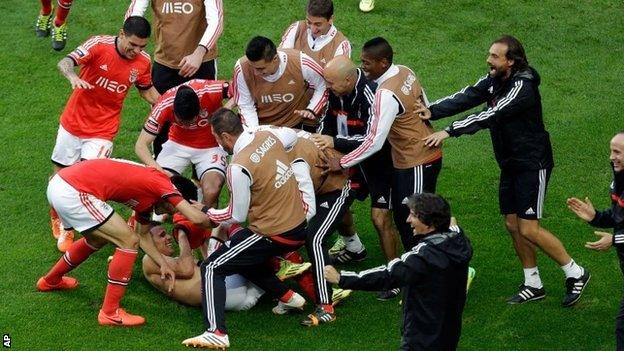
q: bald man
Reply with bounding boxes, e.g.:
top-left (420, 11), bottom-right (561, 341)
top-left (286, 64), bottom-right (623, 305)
top-left (311, 56), bottom-right (401, 301)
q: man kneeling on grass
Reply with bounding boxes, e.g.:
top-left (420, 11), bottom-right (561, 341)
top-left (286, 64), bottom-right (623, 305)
top-left (325, 193), bottom-right (472, 351)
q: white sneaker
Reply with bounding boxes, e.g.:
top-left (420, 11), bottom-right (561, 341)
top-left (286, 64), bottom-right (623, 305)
top-left (182, 331), bottom-right (230, 349)
top-left (359, 0), bottom-right (375, 12)
top-left (272, 292), bottom-right (305, 315)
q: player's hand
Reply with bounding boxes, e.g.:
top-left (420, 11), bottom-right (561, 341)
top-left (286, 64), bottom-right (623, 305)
top-left (294, 109), bottom-right (316, 120)
top-left (310, 134), bottom-right (333, 150)
top-left (69, 76), bottom-right (94, 90)
top-left (422, 131), bottom-right (449, 148)
top-left (178, 46), bottom-right (205, 78)
top-left (160, 263), bottom-right (176, 293)
top-left (585, 231), bottom-right (613, 251)
top-left (566, 197), bottom-right (596, 222)
top-left (316, 150), bottom-right (343, 175)
top-left (415, 100), bottom-right (431, 120)
top-left (324, 265), bottom-right (340, 284)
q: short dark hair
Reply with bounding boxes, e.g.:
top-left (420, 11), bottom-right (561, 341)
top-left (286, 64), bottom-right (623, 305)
top-left (123, 16), bottom-right (151, 38)
top-left (307, 0), bottom-right (334, 19)
top-left (210, 108), bottom-right (244, 136)
top-left (493, 35), bottom-right (529, 71)
top-left (170, 175), bottom-right (198, 202)
top-left (246, 36), bottom-right (277, 62)
top-left (362, 37), bottom-right (393, 64)
top-left (173, 86), bottom-right (200, 123)
top-left (406, 193), bottom-right (451, 232)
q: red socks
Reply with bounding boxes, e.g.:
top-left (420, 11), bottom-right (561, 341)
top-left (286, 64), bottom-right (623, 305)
top-left (44, 238), bottom-right (98, 285)
top-left (101, 248), bottom-right (138, 314)
top-left (279, 290), bottom-right (294, 303)
top-left (295, 271), bottom-right (317, 303)
top-left (40, 0), bottom-right (52, 15)
top-left (54, 0), bottom-right (73, 27)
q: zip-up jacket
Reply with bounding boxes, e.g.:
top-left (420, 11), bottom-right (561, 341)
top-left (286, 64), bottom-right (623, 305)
top-left (429, 67), bottom-right (553, 171)
top-left (339, 227), bottom-right (473, 351)
top-left (588, 167), bottom-right (624, 274)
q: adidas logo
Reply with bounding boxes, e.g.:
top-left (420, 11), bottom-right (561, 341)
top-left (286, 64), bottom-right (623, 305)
top-left (525, 207), bottom-right (536, 215)
top-left (320, 202), bottom-right (329, 209)
top-left (401, 197), bottom-right (408, 205)
top-left (377, 196), bottom-right (387, 204)
top-left (274, 160), bottom-right (294, 188)
top-left (288, 79), bottom-right (296, 85)
top-left (100, 64), bottom-right (108, 71)
top-left (320, 58), bottom-right (327, 64)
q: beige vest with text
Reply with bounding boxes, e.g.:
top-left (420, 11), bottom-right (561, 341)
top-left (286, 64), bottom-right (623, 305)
top-left (233, 131), bottom-right (306, 236)
top-left (289, 137), bottom-right (347, 195)
top-left (151, 0), bottom-right (218, 68)
top-left (380, 65), bottom-right (442, 169)
top-left (240, 50), bottom-right (310, 127)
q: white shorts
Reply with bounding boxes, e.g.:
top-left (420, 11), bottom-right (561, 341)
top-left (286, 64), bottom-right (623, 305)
top-left (156, 140), bottom-right (227, 179)
top-left (51, 125), bottom-right (113, 167)
top-left (47, 174), bottom-right (114, 232)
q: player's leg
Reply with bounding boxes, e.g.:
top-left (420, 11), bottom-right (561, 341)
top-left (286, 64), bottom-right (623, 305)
top-left (194, 147), bottom-right (227, 207)
top-left (391, 159), bottom-right (441, 251)
top-left (35, 0), bottom-right (54, 37)
top-left (89, 212), bottom-right (145, 325)
top-left (499, 168), bottom-right (545, 304)
top-left (49, 126), bottom-right (82, 243)
top-left (367, 160), bottom-right (399, 261)
top-left (302, 185), bottom-right (353, 326)
top-left (38, 177), bottom-right (112, 291)
top-left (514, 168), bottom-right (589, 306)
top-left (51, 0), bottom-right (73, 50)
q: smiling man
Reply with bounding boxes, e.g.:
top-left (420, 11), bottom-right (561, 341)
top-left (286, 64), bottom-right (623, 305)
top-left (324, 193), bottom-right (472, 350)
top-left (418, 35), bottom-right (590, 307)
top-left (232, 36), bottom-right (328, 130)
top-left (279, 0), bottom-right (351, 67)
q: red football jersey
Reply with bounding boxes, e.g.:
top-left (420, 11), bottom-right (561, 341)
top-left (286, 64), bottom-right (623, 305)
top-left (61, 35), bottom-right (152, 140)
top-left (143, 79), bottom-right (226, 149)
top-left (57, 159), bottom-right (183, 219)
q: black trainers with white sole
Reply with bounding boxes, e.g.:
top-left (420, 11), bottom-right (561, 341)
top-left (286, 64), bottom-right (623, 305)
top-left (331, 248), bottom-right (367, 264)
top-left (562, 270), bottom-right (591, 307)
top-left (506, 284), bottom-right (546, 304)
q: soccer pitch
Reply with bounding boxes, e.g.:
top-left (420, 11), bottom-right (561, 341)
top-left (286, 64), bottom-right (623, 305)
top-left (1, 0), bottom-right (622, 350)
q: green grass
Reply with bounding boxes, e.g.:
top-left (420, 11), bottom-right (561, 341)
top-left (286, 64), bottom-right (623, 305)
top-left (1, 0), bottom-right (623, 350)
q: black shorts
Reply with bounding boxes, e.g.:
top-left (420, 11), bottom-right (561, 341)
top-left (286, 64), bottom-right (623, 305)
top-left (499, 168), bottom-right (551, 220)
top-left (359, 144), bottom-right (393, 209)
top-left (152, 59), bottom-right (217, 94)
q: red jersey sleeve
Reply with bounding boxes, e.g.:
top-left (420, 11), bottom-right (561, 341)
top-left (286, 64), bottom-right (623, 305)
top-left (67, 35), bottom-right (102, 65)
top-left (135, 55), bottom-right (152, 89)
top-left (144, 92), bottom-right (175, 135)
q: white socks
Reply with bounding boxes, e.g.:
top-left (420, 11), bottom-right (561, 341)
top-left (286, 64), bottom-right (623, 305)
top-left (523, 267), bottom-right (543, 289)
top-left (561, 259), bottom-right (583, 279)
top-left (343, 233), bottom-right (363, 252)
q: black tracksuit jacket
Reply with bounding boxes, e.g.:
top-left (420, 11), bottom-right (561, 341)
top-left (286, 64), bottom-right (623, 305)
top-left (339, 228), bottom-right (473, 351)
top-left (429, 67), bottom-right (554, 172)
top-left (588, 168), bottom-right (624, 273)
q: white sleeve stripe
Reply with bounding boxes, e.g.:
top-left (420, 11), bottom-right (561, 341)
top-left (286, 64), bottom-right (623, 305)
top-left (451, 80), bottom-right (523, 129)
top-left (340, 90), bottom-right (382, 164)
top-left (430, 75), bottom-right (489, 106)
top-left (279, 22), bottom-right (298, 47)
top-left (202, 0), bottom-right (224, 49)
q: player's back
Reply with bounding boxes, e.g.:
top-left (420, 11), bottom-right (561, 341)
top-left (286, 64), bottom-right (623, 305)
top-left (57, 159), bottom-right (178, 213)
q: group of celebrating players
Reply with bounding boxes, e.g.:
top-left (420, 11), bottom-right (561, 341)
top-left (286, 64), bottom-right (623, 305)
top-left (34, 0), bottom-right (600, 350)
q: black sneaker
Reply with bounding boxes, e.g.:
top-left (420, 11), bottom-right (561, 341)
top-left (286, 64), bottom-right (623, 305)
top-left (506, 285), bottom-right (546, 304)
top-left (300, 306), bottom-right (335, 327)
top-left (331, 247), bottom-right (367, 264)
top-left (562, 270), bottom-right (591, 307)
top-left (377, 288), bottom-right (401, 301)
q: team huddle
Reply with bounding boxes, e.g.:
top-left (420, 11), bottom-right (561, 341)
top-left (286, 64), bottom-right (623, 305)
top-left (36, 0), bottom-right (619, 350)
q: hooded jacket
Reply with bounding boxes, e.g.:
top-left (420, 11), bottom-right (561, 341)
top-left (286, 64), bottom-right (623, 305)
top-left (429, 67), bottom-right (554, 172)
top-left (339, 227), bottom-right (473, 351)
